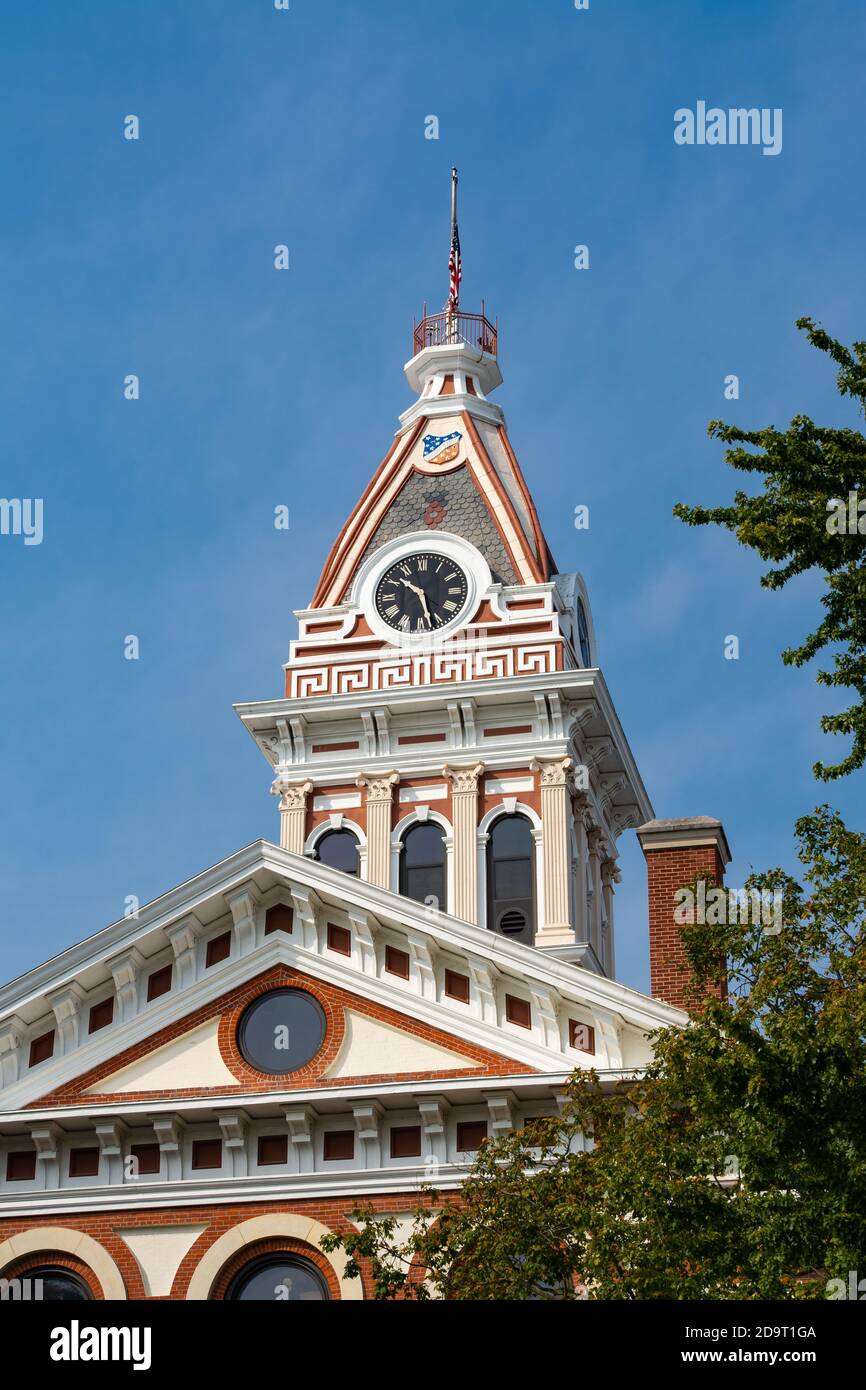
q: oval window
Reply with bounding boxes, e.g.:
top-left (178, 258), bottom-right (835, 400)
top-left (237, 989), bottom-right (326, 1075)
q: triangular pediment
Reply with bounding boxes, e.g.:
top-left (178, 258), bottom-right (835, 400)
top-left (0, 841), bottom-right (681, 1114)
top-left (35, 964), bottom-right (523, 1106)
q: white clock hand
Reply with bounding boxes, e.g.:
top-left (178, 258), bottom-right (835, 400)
top-left (397, 577), bottom-right (432, 627)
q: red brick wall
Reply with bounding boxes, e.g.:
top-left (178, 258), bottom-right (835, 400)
top-left (644, 844), bottom-right (727, 1011)
top-left (0, 1193), bottom-right (435, 1300)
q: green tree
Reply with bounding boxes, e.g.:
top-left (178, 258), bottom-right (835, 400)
top-left (674, 319), bottom-right (866, 780)
top-left (322, 808), bottom-right (866, 1299)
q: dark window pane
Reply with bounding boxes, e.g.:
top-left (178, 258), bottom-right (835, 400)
top-left (315, 830), bottom-right (359, 875)
top-left (490, 816), bottom-right (533, 860)
top-left (238, 989), bottom-right (326, 1075)
top-left (403, 823), bottom-right (444, 868)
top-left (487, 815), bottom-right (534, 943)
top-left (26, 1268), bottom-right (93, 1302)
top-left (226, 1255), bottom-right (329, 1301)
top-left (405, 864), bottom-right (445, 905)
top-left (401, 823), bottom-right (446, 906)
top-left (493, 859), bottom-right (532, 899)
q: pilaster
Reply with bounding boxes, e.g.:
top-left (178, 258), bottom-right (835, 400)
top-left (443, 763), bottom-right (484, 924)
top-left (357, 773), bottom-right (399, 888)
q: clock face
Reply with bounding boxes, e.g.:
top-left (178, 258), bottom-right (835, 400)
top-left (374, 552), bottom-right (470, 634)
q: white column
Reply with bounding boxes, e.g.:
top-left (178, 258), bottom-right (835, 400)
top-left (272, 778), bottom-right (313, 854)
top-left (571, 796), bottom-right (590, 945)
top-left (601, 856), bottom-right (619, 977)
top-left (534, 757), bottom-right (576, 946)
top-left (444, 764), bottom-right (484, 924)
top-left (357, 773), bottom-right (399, 888)
top-left (587, 828), bottom-right (604, 961)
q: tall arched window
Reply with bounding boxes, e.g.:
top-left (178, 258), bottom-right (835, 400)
top-left (487, 814), bottom-right (534, 945)
top-left (400, 822), bottom-right (446, 910)
top-left (313, 828), bottom-right (359, 876)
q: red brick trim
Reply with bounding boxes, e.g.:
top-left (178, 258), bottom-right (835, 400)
top-left (32, 964), bottom-right (534, 1106)
top-left (0, 1250), bottom-right (105, 1300)
top-left (206, 1236), bottom-right (342, 1301)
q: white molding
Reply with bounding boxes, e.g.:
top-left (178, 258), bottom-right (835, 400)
top-left (349, 530), bottom-right (493, 648)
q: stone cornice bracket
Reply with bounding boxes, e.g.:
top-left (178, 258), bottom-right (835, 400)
top-left (483, 1090), bottom-right (517, 1138)
top-left (585, 737), bottom-right (612, 773)
top-left (527, 982), bottom-right (561, 1051)
top-left (466, 953), bottom-right (498, 1025)
top-left (106, 946), bottom-right (145, 1025)
top-left (0, 1013), bottom-right (25, 1087)
top-left (151, 1113), bottom-right (185, 1182)
top-left (226, 881), bottom-right (262, 957)
top-left (284, 1105), bottom-right (317, 1146)
top-left (289, 883), bottom-right (320, 951)
top-left (151, 1114), bottom-right (185, 1151)
top-left (165, 913), bottom-right (203, 991)
top-left (30, 1122), bottom-right (62, 1161)
top-left (405, 930), bottom-right (437, 1000)
top-left (415, 1094), bottom-right (450, 1135)
top-left (442, 762), bottom-right (484, 794)
top-left (566, 701), bottom-right (598, 736)
top-left (94, 1118), bottom-right (128, 1156)
top-left (346, 906), bottom-right (378, 975)
top-left (45, 981), bottom-right (87, 1055)
top-left (352, 1100), bottom-right (384, 1139)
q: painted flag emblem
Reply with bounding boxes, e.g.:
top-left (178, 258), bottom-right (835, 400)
top-left (422, 431), bottom-right (462, 465)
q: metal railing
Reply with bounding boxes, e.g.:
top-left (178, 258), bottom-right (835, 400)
top-left (412, 304), bottom-right (498, 357)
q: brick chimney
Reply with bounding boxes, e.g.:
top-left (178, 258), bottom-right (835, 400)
top-left (636, 817), bottom-right (731, 1011)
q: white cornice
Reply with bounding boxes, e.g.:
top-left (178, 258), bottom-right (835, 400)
top-left (0, 841), bottom-right (680, 1054)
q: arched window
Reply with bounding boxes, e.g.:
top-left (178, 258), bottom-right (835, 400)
top-left (313, 828), bottom-right (359, 876)
top-left (23, 1266), bottom-right (93, 1301)
top-left (225, 1252), bottom-right (329, 1301)
top-left (576, 598), bottom-right (592, 667)
top-left (487, 814), bottom-right (535, 945)
top-left (400, 822), bottom-right (446, 910)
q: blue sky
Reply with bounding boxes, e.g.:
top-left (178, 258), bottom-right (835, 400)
top-left (0, 0), bottom-right (863, 991)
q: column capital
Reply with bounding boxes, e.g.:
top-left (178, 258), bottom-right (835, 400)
top-left (531, 755), bottom-right (574, 789)
top-left (271, 777), bottom-right (313, 811)
top-left (356, 771), bottom-right (399, 802)
top-left (442, 762), bottom-right (484, 794)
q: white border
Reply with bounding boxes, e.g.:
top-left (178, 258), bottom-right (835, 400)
top-left (350, 530), bottom-right (492, 647)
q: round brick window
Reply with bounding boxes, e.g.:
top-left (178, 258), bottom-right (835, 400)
top-left (237, 988), bottom-right (326, 1075)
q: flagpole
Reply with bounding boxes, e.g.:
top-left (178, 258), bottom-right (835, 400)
top-left (446, 167), bottom-right (458, 344)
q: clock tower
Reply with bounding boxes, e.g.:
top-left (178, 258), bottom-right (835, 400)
top-left (0, 181), bottom-right (728, 1303)
top-left (236, 199), bottom-right (652, 976)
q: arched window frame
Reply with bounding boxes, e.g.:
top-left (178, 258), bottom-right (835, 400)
top-left (391, 809), bottom-right (454, 916)
top-left (477, 803), bottom-right (544, 941)
top-left (304, 817), bottom-right (368, 880)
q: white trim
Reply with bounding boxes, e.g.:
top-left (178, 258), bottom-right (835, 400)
top-left (304, 819), bottom-right (368, 881)
top-left (477, 803), bottom-right (544, 939)
top-left (0, 1226), bottom-right (127, 1298)
top-left (184, 1212), bottom-right (360, 1301)
top-left (350, 530), bottom-right (492, 648)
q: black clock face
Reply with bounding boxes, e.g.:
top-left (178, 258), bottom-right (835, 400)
top-left (375, 552), bottom-right (470, 634)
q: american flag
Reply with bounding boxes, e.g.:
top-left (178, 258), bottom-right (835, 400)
top-left (448, 220), bottom-right (461, 311)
